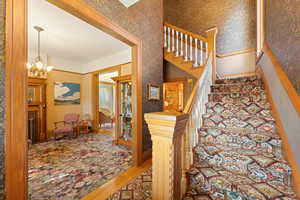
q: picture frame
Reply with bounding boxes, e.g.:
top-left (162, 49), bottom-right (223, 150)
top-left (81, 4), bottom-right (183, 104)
top-left (54, 82), bottom-right (81, 105)
top-left (148, 84), bottom-right (160, 101)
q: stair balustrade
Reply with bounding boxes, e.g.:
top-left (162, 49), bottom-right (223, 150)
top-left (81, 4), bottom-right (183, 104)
top-left (164, 23), bottom-right (209, 68)
top-left (145, 25), bottom-right (218, 200)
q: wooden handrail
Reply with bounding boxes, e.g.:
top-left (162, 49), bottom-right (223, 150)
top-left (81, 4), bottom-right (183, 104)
top-left (183, 79), bottom-right (200, 114)
top-left (164, 23), bottom-right (208, 42)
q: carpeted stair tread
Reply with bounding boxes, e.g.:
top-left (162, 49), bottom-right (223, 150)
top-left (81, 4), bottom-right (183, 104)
top-left (215, 75), bottom-right (259, 84)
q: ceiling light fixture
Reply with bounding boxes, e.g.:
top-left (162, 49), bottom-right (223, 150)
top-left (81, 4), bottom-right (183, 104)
top-left (118, 0), bottom-right (140, 8)
top-left (27, 26), bottom-right (53, 78)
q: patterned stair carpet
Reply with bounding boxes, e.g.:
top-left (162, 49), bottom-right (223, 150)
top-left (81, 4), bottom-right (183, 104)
top-left (28, 134), bottom-right (132, 200)
top-left (183, 76), bottom-right (298, 200)
top-left (107, 168), bottom-right (152, 200)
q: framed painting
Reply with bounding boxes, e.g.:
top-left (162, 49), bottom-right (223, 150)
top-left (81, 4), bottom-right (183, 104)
top-left (148, 84), bottom-right (160, 101)
top-left (54, 82), bottom-right (80, 105)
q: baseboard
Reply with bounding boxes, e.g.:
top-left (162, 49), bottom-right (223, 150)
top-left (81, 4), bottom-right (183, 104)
top-left (259, 67), bottom-right (300, 197)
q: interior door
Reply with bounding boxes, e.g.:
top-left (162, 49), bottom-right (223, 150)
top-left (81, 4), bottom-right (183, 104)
top-left (163, 81), bottom-right (184, 112)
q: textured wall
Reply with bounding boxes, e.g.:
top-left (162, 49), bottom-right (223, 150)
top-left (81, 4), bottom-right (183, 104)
top-left (164, 0), bottom-right (256, 54)
top-left (266, 1), bottom-right (300, 94)
top-left (0, 0), bottom-right (4, 198)
top-left (82, 0), bottom-right (164, 151)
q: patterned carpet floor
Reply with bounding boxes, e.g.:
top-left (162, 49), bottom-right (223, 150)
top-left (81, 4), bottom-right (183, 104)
top-left (184, 76), bottom-right (298, 199)
top-left (107, 168), bottom-right (152, 200)
top-left (28, 134), bottom-right (132, 200)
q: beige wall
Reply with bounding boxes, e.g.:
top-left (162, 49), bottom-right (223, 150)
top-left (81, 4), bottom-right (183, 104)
top-left (46, 71), bottom-right (84, 134)
top-left (259, 54), bottom-right (300, 169)
top-left (46, 63), bottom-right (132, 135)
top-left (81, 73), bottom-right (94, 118)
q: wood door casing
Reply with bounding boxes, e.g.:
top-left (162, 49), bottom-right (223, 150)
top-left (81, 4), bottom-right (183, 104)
top-left (163, 81), bottom-right (184, 112)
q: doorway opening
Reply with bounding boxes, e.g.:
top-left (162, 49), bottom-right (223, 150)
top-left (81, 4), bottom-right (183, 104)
top-left (5, 0), bottom-right (142, 199)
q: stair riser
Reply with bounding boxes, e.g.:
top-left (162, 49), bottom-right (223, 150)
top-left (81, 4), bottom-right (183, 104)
top-left (206, 102), bottom-right (272, 112)
top-left (211, 80), bottom-right (263, 93)
top-left (202, 118), bottom-right (276, 134)
top-left (206, 102), bottom-right (272, 118)
top-left (198, 127), bottom-right (281, 139)
top-left (208, 92), bottom-right (267, 103)
top-left (215, 76), bottom-right (259, 84)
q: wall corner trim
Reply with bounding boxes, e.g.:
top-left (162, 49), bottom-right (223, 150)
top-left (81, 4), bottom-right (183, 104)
top-left (263, 43), bottom-right (300, 116)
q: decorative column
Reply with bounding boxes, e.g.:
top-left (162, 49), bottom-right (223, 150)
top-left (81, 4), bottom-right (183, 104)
top-left (205, 27), bottom-right (218, 82)
top-left (145, 112), bottom-right (189, 200)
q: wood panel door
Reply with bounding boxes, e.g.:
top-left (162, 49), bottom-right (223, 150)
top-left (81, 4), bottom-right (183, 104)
top-left (163, 82), bottom-right (184, 112)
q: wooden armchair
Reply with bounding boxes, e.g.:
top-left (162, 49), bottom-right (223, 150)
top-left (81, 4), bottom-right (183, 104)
top-left (99, 108), bottom-right (114, 128)
top-left (53, 113), bottom-right (80, 139)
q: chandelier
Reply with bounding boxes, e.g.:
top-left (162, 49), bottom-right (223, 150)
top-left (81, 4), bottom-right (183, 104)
top-left (27, 26), bottom-right (53, 78)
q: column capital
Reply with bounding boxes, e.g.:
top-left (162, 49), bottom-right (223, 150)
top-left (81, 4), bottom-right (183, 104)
top-left (145, 112), bottom-right (189, 141)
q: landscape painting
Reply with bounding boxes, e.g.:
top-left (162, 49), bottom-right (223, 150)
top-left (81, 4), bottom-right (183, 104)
top-left (54, 82), bottom-right (80, 105)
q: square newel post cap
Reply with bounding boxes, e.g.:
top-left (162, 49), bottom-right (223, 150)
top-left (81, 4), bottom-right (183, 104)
top-left (144, 112), bottom-right (189, 141)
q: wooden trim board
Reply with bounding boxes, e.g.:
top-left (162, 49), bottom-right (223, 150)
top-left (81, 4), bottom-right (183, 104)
top-left (259, 67), bottom-right (300, 197)
top-left (216, 48), bottom-right (256, 58)
top-left (5, 0), bottom-right (143, 199)
top-left (263, 43), bottom-right (300, 116)
top-left (5, 0), bottom-right (28, 199)
top-left (82, 159), bottom-right (152, 200)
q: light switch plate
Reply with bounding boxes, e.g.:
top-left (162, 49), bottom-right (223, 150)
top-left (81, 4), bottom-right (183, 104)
top-left (119, 0), bottom-right (140, 8)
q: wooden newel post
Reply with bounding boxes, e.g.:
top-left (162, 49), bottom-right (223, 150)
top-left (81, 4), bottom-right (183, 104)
top-left (145, 112), bottom-right (189, 200)
top-left (206, 27), bottom-right (218, 83)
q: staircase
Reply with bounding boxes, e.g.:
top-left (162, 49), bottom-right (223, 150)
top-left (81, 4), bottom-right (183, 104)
top-left (183, 76), bottom-right (298, 199)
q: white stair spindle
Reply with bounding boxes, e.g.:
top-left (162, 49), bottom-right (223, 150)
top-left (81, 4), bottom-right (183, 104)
top-left (189, 36), bottom-right (193, 61)
top-left (193, 38), bottom-right (198, 67)
top-left (184, 34), bottom-right (188, 61)
top-left (175, 31), bottom-right (179, 57)
top-left (172, 29), bottom-right (175, 52)
top-left (164, 26), bottom-right (167, 48)
top-left (167, 27), bottom-right (171, 52)
top-left (200, 40), bottom-right (203, 66)
top-left (180, 32), bottom-right (184, 56)
top-left (206, 42), bottom-right (208, 59)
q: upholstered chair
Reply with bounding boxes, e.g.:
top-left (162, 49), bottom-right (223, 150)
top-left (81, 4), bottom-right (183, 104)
top-left (53, 113), bottom-right (80, 139)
